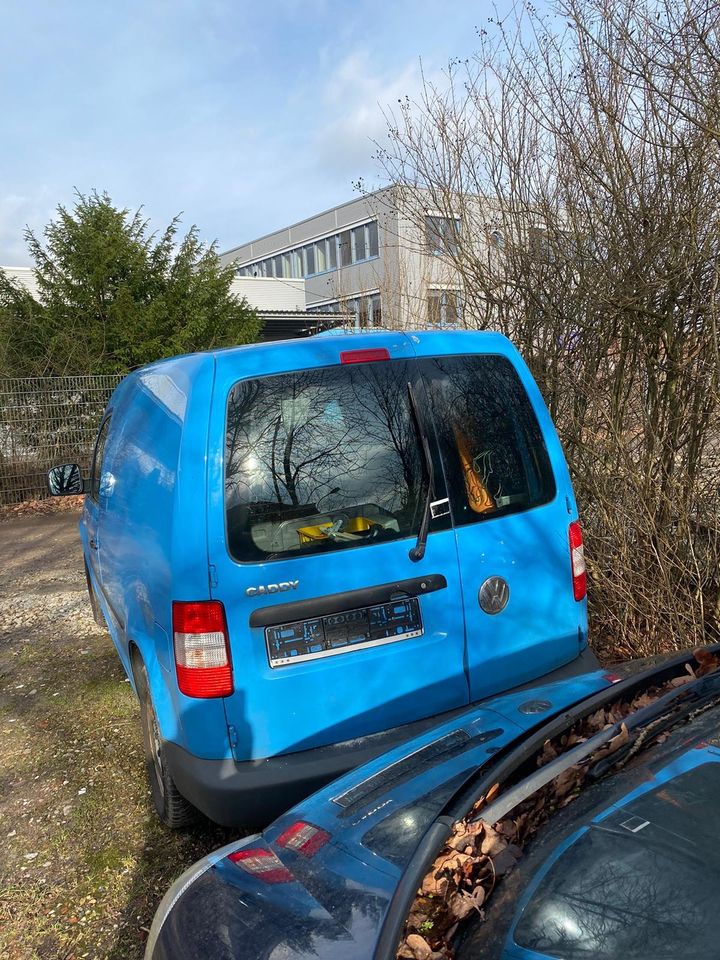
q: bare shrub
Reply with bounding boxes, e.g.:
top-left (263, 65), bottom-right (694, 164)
top-left (376, 0), bottom-right (720, 660)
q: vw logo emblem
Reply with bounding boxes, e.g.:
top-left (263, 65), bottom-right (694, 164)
top-left (478, 576), bottom-right (509, 615)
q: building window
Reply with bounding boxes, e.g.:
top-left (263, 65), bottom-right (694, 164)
top-left (307, 294), bottom-right (382, 329)
top-left (235, 219), bottom-right (380, 280)
top-left (425, 216), bottom-right (461, 256)
top-left (339, 230), bottom-right (352, 267)
top-left (368, 220), bottom-right (379, 258)
top-left (353, 225), bottom-right (366, 261)
top-left (304, 244), bottom-right (316, 276)
top-left (488, 228), bottom-right (505, 249)
top-left (428, 289), bottom-right (462, 327)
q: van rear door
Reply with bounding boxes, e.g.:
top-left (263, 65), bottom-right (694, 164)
top-left (206, 337), bottom-right (469, 762)
top-left (416, 338), bottom-right (587, 699)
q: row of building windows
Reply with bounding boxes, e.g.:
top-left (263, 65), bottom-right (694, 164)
top-left (305, 288), bottom-right (462, 329)
top-left (236, 220), bottom-right (380, 280)
top-left (307, 293), bottom-right (383, 328)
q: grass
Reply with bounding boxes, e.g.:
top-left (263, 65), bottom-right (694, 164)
top-left (0, 515), bottom-right (239, 959)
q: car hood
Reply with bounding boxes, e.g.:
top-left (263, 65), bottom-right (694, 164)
top-left (147, 668), bottom-right (615, 960)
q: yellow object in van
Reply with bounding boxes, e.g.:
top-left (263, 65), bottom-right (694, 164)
top-left (297, 521), bottom-right (334, 543)
top-left (297, 516), bottom-right (378, 544)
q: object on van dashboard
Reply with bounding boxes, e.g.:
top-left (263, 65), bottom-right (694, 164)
top-left (50, 330), bottom-right (592, 832)
top-left (47, 462), bottom-right (83, 496)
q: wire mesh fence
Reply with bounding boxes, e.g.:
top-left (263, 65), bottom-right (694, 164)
top-left (0, 375), bottom-right (122, 505)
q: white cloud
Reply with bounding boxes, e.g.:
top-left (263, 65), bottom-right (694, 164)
top-left (0, 189), bottom-right (56, 265)
top-left (311, 51), bottom-right (432, 180)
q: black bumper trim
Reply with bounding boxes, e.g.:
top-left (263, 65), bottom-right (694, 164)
top-left (163, 645), bottom-right (600, 828)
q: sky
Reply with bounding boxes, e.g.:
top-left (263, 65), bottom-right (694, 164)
top-left (0, 0), bottom-right (490, 264)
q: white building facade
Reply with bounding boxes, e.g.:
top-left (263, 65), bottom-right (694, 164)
top-left (219, 187), bottom-right (480, 329)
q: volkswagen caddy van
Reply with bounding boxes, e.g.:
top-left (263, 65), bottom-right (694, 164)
top-left (49, 330), bottom-right (594, 828)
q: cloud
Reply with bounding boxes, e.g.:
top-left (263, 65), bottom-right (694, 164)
top-left (311, 51), bottom-right (429, 181)
top-left (0, 190), bottom-right (56, 265)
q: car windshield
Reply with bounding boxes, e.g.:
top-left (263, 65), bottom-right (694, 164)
top-left (454, 700), bottom-right (720, 960)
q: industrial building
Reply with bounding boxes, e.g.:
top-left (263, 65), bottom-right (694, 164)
top-left (219, 187), bottom-right (472, 329)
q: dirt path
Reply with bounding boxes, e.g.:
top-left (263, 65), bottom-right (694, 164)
top-left (0, 512), bottom-right (237, 960)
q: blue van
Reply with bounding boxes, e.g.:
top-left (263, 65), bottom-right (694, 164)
top-left (48, 330), bottom-right (594, 828)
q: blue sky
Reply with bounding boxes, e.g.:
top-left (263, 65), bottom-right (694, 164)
top-left (0, 0), bottom-right (491, 264)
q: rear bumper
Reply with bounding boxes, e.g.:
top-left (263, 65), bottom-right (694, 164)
top-left (164, 645), bottom-right (600, 828)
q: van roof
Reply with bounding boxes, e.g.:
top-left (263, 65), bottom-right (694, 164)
top-left (130, 327), bottom-right (510, 379)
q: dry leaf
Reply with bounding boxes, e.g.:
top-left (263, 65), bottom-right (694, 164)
top-left (398, 661), bottom-right (706, 960)
top-left (491, 846), bottom-right (521, 876)
top-left (485, 782), bottom-right (500, 803)
top-left (694, 647), bottom-right (720, 676)
top-left (496, 819), bottom-right (517, 840)
top-left (480, 824), bottom-right (507, 856)
top-left (448, 888), bottom-right (485, 920)
top-left (421, 873), bottom-right (449, 897)
top-left (553, 766), bottom-right (583, 799)
top-left (406, 933), bottom-right (433, 960)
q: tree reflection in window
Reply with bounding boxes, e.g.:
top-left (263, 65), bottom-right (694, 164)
top-left (224, 362), bottom-right (426, 561)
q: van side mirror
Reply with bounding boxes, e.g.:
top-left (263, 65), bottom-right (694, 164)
top-left (47, 463), bottom-right (84, 496)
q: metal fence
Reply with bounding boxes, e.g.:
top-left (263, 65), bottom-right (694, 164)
top-left (0, 375), bottom-right (122, 505)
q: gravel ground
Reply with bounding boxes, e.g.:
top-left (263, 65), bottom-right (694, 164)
top-left (0, 511), bottom-right (237, 960)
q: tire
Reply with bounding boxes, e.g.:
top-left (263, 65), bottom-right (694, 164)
top-left (135, 658), bottom-right (198, 829)
top-left (83, 561), bottom-right (104, 627)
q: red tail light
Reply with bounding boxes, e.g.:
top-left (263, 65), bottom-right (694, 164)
top-left (276, 821), bottom-right (330, 857)
top-left (228, 847), bottom-right (294, 884)
top-left (569, 521), bottom-right (587, 601)
top-left (172, 600), bottom-right (233, 698)
top-left (340, 347), bottom-right (390, 364)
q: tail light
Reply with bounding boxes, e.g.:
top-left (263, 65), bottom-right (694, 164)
top-left (569, 521), bottom-right (587, 601)
top-left (276, 821), bottom-right (330, 857)
top-left (340, 347), bottom-right (390, 364)
top-left (172, 600), bottom-right (233, 698)
top-left (228, 847), bottom-right (294, 884)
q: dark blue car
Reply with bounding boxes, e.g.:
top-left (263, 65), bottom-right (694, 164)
top-left (145, 646), bottom-right (720, 959)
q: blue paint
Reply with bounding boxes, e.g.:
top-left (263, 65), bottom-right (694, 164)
top-left (75, 329), bottom-right (587, 811)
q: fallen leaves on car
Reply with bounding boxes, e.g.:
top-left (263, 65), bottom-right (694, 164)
top-left (397, 650), bottom-right (719, 959)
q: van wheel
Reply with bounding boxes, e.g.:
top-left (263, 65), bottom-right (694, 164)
top-left (136, 660), bottom-right (198, 829)
top-left (83, 561), bottom-right (103, 627)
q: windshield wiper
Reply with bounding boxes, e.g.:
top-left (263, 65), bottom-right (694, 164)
top-left (407, 381), bottom-right (435, 562)
top-left (473, 668), bottom-right (720, 826)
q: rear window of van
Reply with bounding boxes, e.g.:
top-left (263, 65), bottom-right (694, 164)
top-left (224, 355), bottom-right (555, 562)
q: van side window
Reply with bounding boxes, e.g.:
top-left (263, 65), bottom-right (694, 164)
top-left (89, 416), bottom-right (112, 502)
top-left (425, 355), bottom-right (555, 525)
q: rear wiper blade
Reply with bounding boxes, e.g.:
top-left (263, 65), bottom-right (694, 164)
top-left (407, 381), bottom-right (435, 562)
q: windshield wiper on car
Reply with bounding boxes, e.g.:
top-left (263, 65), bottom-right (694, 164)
top-left (407, 381), bottom-right (444, 562)
top-left (473, 668), bottom-right (720, 826)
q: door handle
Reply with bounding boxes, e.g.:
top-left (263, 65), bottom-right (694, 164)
top-left (89, 538), bottom-right (98, 550)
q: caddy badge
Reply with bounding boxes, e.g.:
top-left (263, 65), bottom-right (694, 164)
top-left (246, 580), bottom-right (299, 598)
